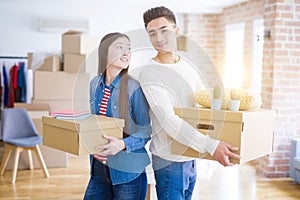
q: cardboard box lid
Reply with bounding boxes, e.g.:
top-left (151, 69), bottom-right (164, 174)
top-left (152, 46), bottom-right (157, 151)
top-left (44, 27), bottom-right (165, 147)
top-left (42, 115), bottom-right (124, 132)
top-left (62, 30), bottom-right (83, 36)
top-left (174, 107), bottom-right (275, 123)
top-left (28, 111), bottom-right (50, 119)
top-left (44, 55), bottom-right (60, 64)
top-left (14, 103), bottom-right (51, 111)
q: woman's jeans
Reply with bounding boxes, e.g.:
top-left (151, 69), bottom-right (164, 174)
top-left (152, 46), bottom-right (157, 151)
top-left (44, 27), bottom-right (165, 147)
top-left (83, 162), bottom-right (147, 200)
top-left (152, 154), bottom-right (197, 200)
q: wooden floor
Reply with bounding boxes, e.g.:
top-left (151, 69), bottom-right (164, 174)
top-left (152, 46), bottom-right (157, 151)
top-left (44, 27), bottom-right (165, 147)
top-left (1, 155), bottom-right (300, 200)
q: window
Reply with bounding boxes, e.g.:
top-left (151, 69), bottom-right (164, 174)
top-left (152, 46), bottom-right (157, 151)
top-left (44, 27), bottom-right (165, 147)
top-left (224, 23), bottom-right (245, 88)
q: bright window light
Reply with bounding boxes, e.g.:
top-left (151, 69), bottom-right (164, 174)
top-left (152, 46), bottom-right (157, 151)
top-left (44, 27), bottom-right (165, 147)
top-left (224, 23), bottom-right (245, 88)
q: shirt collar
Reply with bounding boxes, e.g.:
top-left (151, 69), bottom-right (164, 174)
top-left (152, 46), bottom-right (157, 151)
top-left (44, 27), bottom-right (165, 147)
top-left (99, 73), bottom-right (121, 89)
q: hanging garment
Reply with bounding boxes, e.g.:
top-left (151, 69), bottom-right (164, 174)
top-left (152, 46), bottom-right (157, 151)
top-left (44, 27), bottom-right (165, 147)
top-left (8, 64), bottom-right (19, 107)
top-left (0, 69), bottom-right (2, 108)
top-left (16, 62), bottom-right (26, 102)
top-left (2, 64), bottom-right (9, 107)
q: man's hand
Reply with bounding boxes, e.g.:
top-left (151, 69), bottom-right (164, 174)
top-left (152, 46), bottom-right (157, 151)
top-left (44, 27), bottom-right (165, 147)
top-left (213, 141), bottom-right (241, 166)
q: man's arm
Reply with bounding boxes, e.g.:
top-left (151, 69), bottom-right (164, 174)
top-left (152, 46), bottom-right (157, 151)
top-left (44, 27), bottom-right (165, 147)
top-left (139, 68), bottom-right (218, 153)
top-left (139, 67), bottom-right (240, 166)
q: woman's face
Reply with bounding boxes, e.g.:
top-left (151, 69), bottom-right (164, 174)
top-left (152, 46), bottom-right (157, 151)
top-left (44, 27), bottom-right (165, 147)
top-left (107, 36), bottom-right (131, 70)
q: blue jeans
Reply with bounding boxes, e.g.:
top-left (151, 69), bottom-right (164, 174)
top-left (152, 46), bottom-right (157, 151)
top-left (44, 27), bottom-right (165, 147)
top-left (83, 162), bottom-right (147, 200)
top-left (152, 155), bottom-right (197, 200)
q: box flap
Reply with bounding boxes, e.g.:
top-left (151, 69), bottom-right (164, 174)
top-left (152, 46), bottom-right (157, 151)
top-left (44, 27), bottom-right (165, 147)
top-left (174, 107), bottom-right (276, 123)
top-left (14, 103), bottom-right (51, 111)
top-left (62, 30), bottom-right (83, 36)
top-left (42, 115), bottom-right (124, 132)
top-left (174, 107), bottom-right (243, 122)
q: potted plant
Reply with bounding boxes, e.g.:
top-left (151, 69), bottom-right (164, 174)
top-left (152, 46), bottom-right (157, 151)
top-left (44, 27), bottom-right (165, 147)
top-left (211, 85), bottom-right (222, 110)
top-left (228, 89), bottom-right (241, 111)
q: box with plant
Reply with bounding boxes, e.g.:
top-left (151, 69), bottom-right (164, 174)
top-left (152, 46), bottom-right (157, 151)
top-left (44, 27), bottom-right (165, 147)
top-left (211, 85), bottom-right (222, 110)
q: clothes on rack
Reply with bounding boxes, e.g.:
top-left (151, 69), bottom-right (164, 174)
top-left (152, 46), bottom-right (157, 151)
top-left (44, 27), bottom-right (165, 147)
top-left (0, 69), bottom-right (2, 109)
top-left (16, 62), bottom-right (26, 102)
top-left (1, 62), bottom-right (27, 108)
top-left (2, 64), bottom-right (9, 107)
top-left (8, 64), bottom-right (19, 107)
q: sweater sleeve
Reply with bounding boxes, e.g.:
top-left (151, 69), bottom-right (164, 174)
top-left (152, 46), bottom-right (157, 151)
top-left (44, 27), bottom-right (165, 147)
top-left (139, 66), bottom-right (219, 156)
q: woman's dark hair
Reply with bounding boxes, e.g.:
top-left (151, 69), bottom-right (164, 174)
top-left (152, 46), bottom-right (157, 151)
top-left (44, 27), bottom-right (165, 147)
top-left (143, 6), bottom-right (177, 28)
top-left (98, 32), bottom-right (130, 137)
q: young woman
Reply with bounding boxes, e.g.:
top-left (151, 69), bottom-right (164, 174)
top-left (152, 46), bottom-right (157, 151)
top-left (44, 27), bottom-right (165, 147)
top-left (84, 32), bottom-right (151, 200)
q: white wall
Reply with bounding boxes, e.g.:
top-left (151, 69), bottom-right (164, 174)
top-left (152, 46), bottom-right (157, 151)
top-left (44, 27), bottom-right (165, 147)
top-left (0, 0), bottom-right (172, 56)
top-left (0, 0), bottom-right (247, 56)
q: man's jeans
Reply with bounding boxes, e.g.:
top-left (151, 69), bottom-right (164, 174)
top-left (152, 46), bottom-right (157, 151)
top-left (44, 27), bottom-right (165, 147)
top-left (83, 163), bottom-right (147, 200)
top-left (152, 155), bottom-right (197, 200)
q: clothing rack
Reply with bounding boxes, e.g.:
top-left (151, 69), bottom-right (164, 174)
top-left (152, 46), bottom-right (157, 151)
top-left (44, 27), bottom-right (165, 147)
top-left (0, 56), bottom-right (29, 140)
top-left (0, 56), bottom-right (27, 59)
top-left (0, 56), bottom-right (29, 108)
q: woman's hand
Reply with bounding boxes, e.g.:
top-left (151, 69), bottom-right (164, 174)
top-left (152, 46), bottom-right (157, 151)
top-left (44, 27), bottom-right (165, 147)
top-left (93, 154), bottom-right (108, 163)
top-left (94, 135), bottom-right (126, 158)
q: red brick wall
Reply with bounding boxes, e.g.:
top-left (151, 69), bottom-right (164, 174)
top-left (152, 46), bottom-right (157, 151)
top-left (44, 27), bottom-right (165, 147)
top-left (184, 0), bottom-right (300, 177)
top-left (184, 0), bottom-right (264, 88)
top-left (260, 0), bottom-right (300, 178)
top-left (184, 14), bottom-right (218, 62)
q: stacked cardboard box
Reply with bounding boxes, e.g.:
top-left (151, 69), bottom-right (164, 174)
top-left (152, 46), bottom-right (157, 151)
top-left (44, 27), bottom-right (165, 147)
top-left (24, 31), bottom-right (98, 162)
top-left (62, 30), bottom-right (98, 76)
top-left (37, 55), bottom-right (62, 72)
top-left (32, 71), bottom-right (90, 111)
top-left (31, 30), bottom-right (99, 112)
top-left (27, 53), bottom-right (62, 71)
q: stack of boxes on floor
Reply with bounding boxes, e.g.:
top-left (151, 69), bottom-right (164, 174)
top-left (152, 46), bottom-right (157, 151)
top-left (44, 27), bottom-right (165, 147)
top-left (32, 30), bottom-right (98, 112)
top-left (11, 30), bottom-right (99, 168)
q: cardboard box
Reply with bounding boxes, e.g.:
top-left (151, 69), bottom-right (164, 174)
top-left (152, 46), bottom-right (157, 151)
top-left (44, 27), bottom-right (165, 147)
top-left (32, 99), bottom-right (90, 112)
top-left (63, 51), bottom-right (97, 76)
top-left (33, 71), bottom-right (90, 100)
top-left (14, 102), bottom-right (51, 111)
top-left (38, 55), bottom-right (62, 72)
top-left (28, 111), bottom-right (50, 136)
top-left (62, 30), bottom-right (98, 54)
top-left (27, 52), bottom-right (33, 69)
top-left (171, 107), bottom-right (275, 164)
top-left (43, 115), bottom-right (124, 155)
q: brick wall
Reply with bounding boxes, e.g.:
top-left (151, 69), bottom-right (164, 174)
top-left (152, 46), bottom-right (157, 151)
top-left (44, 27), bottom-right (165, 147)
top-left (184, 0), bottom-right (264, 88)
top-left (259, 0), bottom-right (300, 177)
top-left (184, 0), bottom-right (300, 177)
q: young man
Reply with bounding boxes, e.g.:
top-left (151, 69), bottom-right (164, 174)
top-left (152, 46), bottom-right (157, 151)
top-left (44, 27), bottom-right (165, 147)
top-left (139, 6), bottom-right (241, 200)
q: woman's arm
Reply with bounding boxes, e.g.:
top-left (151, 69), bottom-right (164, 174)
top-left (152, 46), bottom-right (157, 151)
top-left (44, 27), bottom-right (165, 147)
top-left (94, 83), bottom-right (151, 157)
top-left (122, 85), bottom-right (152, 152)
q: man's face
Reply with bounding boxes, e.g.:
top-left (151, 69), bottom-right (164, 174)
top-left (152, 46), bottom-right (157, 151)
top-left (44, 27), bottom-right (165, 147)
top-left (146, 17), bottom-right (179, 53)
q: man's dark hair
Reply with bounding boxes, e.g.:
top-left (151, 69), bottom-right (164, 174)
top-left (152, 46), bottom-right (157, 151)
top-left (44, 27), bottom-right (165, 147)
top-left (143, 6), bottom-right (176, 28)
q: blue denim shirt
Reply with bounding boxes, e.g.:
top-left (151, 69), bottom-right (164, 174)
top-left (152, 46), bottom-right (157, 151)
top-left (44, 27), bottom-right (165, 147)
top-left (89, 74), bottom-right (151, 185)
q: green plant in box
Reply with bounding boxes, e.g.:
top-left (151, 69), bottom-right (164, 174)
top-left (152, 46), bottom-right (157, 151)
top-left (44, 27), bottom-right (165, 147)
top-left (213, 85), bottom-right (221, 99)
top-left (211, 84), bottom-right (222, 110)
